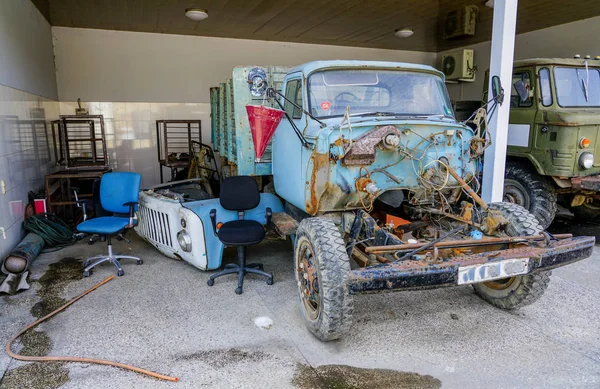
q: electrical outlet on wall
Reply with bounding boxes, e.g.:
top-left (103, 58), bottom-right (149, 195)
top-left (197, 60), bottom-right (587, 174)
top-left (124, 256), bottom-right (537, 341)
top-left (0, 180), bottom-right (6, 195)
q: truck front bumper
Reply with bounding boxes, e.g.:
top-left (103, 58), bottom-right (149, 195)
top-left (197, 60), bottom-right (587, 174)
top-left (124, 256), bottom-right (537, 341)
top-left (571, 174), bottom-right (600, 191)
top-left (347, 236), bottom-right (595, 294)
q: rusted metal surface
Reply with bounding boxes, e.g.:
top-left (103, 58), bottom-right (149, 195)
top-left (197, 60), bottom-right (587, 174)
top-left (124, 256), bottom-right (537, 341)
top-left (2, 233), bottom-right (45, 274)
top-left (348, 236), bottom-right (595, 294)
top-left (365, 233), bottom-right (573, 253)
top-left (571, 174), bottom-right (600, 191)
top-left (271, 212), bottom-right (298, 236)
top-left (342, 125), bottom-right (400, 165)
top-left (305, 152), bottom-right (333, 215)
top-left (446, 164), bottom-right (487, 210)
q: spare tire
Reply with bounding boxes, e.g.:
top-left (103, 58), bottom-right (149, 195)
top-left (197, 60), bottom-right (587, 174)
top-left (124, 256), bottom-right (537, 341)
top-left (473, 202), bottom-right (551, 310)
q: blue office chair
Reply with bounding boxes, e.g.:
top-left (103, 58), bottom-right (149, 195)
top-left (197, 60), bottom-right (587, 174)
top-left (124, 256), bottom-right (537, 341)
top-left (77, 172), bottom-right (142, 277)
top-left (207, 176), bottom-right (273, 294)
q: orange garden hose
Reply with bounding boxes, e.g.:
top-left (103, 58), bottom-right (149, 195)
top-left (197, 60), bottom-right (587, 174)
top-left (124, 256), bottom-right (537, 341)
top-left (6, 275), bottom-right (179, 382)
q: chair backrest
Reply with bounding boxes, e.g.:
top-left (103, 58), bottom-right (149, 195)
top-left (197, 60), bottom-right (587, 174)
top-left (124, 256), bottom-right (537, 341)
top-left (219, 176), bottom-right (260, 211)
top-left (100, 172), bottom-right (141, 214)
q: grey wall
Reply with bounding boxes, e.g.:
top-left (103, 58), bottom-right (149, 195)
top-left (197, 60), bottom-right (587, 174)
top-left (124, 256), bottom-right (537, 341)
top-left (0, 0), bottom-right (59, 261)
top-left (0, 0), bottom-right (57, 99)
top-left (52, 27), bottom-right (437, 103)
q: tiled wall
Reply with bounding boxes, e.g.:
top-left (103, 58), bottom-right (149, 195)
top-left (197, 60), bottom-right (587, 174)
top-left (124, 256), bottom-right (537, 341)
top-left (0, 84), bottom-right (59, 260)
top-left (59, 102), bottom-right (211, 188)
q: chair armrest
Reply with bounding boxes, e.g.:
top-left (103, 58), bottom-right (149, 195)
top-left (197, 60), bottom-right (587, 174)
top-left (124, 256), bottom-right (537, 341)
top-left (209, 209), bottom-right (218, 236)
top-left (123, 201), bottom-right (138, 227)
top-left (265, 207), bottom-right (272, 233)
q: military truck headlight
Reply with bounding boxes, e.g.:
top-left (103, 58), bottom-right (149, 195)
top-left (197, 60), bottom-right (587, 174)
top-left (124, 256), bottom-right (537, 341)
top-left (177, 230), bottom-right (192, 252)
top-left (579, 152), bottom-right (594, 169)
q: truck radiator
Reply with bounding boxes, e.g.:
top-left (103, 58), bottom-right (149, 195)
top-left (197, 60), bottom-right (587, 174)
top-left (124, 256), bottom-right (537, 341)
top-left (138, 205), bottom-right (173, 248)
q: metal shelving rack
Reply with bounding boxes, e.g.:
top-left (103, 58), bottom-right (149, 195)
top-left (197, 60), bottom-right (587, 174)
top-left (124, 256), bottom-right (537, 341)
top-left (156, 120), bottom-right (201, 183)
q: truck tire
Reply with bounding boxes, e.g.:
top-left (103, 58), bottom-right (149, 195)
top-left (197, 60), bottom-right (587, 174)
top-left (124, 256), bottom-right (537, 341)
top-left (294, 217), bottom-right (353, 341)
top-left (473, 202), bottom-right (552, 310)
top-left (503, 161), bottom-right (557, 229)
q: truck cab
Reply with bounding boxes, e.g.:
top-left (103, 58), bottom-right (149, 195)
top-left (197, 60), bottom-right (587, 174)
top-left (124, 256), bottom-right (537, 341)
top-left (470, 58), bottom-right (600, 228)
top-left (271, 60), bottom-right (469, 216)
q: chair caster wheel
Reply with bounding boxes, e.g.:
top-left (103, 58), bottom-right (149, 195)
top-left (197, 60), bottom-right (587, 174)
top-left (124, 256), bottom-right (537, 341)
top-left (266, 277), bottom-right (274, 286)
top-left (207, 279), bottom-right (214, 286)
top-left (82, 271), bottom-right (90, 277)
top-left (235, 287), bottom-right (243, 295)
top-left (136, 259), bottom-right (143, 265)
top-left (117, 270), bottom-right (125, 277)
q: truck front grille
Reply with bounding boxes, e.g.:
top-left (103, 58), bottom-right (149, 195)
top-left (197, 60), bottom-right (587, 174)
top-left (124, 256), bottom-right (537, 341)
top-left (138, 205), bottom-right (172, 247)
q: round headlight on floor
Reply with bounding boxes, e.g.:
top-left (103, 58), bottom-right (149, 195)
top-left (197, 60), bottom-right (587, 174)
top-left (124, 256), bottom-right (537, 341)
top-left (177, 230), bottom-right (192, 252)
top-left (579, 152), bottom-right (594, 169)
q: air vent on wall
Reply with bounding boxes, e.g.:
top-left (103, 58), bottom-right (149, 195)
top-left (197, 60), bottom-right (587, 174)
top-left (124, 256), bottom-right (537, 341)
top-left (443, 5), bottom-right (479, 40)
top-left (441, 49), bottom-right (475, 81)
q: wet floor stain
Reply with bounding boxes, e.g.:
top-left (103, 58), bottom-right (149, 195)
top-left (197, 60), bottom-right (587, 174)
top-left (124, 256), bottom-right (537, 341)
top-left (0, 257), bottom-right (81, 389)
top-left (0, 362), bottom-right (69, 389)
top-left (293, 364), bottom-right (441, 389)
top-left (30, 257), bottom-right (83, 319)
top-left (19, 329), bottom-right (52, 357)
top-left (176, 348), bottom-right (270, 368)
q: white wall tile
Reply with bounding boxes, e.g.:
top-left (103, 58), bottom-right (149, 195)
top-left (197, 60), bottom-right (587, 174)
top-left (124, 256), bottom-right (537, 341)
top-left (0, 84), bottom-right (59, 256)
top-left (60, 101), bottom-right (210, 186)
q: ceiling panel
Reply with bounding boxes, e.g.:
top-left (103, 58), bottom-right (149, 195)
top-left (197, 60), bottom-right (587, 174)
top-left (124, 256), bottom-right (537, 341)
top-left (40, 0), bottom-right (600, 52)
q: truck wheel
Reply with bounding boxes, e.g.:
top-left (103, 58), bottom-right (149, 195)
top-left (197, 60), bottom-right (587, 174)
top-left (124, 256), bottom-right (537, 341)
top-left (473, 202), bottom-right (552, 309)
top-left (503, 162), bottom-right (557, 229)
top-left (294, 217), bottom-right (353, 341)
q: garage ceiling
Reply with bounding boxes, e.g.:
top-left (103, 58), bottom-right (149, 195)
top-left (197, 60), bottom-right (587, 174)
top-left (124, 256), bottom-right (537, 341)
top-left (33, 0), bottom-right (600, 52)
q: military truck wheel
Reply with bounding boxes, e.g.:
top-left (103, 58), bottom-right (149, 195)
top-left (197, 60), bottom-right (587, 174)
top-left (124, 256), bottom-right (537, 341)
top-left (503, 161), bottom-right (557, 229)
top-left (571, 201), bottom-right (600, 221)
top-left (294, 217), bottom-right (354, 341)
top-left (473, 202), bottom-right (552, 309)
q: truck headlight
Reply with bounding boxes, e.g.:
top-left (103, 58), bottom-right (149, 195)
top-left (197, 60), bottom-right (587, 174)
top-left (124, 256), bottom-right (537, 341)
top-left (177, 230), bottom-right (192, 252)
top-left (579, 152), bottom-right (594, 169)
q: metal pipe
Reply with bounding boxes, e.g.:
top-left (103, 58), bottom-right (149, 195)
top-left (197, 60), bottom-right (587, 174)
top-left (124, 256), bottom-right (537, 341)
top-left (2, 233), bottom-right (45, 274)
top-left (393, 226), bottom-right (463, 262)
top-left (365, 233), bottom-right (573, 254)
top-left (446, 165), bottom-right (488, 210)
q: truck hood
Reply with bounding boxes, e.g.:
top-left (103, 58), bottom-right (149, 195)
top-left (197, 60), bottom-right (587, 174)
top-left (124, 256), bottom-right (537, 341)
top-left (541, 109), bottom-right (600, 127)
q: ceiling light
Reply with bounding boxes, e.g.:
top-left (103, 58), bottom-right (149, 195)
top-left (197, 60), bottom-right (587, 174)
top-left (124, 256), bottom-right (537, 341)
top-left (185, 8), bottom-right (209, 21)
top-left (485, 0), bottom-right (494, 8)
top-left (395, 28), bottom-right (414, 38)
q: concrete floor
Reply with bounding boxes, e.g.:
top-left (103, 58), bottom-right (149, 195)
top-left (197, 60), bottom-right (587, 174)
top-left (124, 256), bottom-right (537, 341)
top-left (1, 228), bottom-right (599, 389)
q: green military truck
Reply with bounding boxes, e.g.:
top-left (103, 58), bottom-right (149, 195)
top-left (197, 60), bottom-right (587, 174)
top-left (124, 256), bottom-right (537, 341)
top-left (459, 57), bottom-right (600, 228)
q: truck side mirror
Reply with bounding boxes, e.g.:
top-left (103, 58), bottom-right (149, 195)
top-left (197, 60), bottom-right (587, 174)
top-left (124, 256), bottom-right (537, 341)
top-left (247, 67), bottom-right (268, 97)
top-left (513, 80), bottom-right (529, 102)
top-left (491, 75), bottom-right (504, 104)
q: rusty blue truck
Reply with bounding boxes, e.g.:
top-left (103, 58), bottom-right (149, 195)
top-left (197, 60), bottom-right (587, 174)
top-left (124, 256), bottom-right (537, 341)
top-left (138, 60), bottom-right (595, 342)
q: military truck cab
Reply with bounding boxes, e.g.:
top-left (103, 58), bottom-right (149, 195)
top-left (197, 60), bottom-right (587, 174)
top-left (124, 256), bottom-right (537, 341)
top-left (477, 58), bottom-right (600, 228)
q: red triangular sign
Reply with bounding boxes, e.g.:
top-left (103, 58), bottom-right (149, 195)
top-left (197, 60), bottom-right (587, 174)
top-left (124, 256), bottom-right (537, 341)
top-left (246, 105), bottom-right (284, 161)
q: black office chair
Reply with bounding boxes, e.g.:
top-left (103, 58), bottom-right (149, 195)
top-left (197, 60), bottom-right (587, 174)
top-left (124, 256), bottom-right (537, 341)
top-left (207, 176), bottom-right (273, 294)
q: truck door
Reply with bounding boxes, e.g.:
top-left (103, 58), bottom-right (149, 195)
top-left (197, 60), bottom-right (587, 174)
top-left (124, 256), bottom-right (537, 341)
top-left (507, 69), bottom-right (537, 154)
top-left (272, 76), bottom-right (305, 209)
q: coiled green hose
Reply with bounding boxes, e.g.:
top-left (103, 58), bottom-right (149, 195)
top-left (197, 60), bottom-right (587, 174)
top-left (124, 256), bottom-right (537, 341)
top-left (23, 213), bottom-right (75, 250)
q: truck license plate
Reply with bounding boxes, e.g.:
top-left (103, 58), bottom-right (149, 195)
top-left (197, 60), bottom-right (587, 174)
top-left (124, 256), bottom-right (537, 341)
top-left (457, 258), bottom-right (530, 285)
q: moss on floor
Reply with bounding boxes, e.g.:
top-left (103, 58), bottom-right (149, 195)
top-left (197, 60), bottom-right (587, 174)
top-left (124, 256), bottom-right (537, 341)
top-left (0, 362), bottom-right (69, 389)
top-left (30, 257), bottom-right (83, 319)
top-left (293, 364), bottom-right (442, 389)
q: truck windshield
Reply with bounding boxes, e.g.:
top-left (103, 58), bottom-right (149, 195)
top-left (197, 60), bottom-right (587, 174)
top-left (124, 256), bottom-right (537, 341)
top-left (308, 69), bottom-right (454, 119)
top-left (554, 67), bottom-right (600, 107)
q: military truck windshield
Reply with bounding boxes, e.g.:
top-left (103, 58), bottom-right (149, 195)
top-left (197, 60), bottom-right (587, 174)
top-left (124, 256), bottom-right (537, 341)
top-left (555, 67), bottom-right (600, 107)
top-left (308, 69), bottom-right (453, 119)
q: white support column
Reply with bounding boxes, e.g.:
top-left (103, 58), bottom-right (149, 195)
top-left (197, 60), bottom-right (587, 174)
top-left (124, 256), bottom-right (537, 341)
top-left (481, 0), bottom-right (518, 203)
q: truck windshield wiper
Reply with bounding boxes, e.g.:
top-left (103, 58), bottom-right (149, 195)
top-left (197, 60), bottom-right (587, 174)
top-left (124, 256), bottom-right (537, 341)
top-left (348, 111), bottom-right (400, 117)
